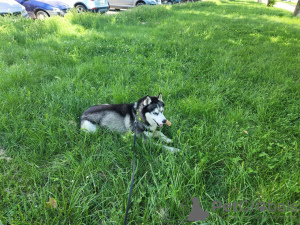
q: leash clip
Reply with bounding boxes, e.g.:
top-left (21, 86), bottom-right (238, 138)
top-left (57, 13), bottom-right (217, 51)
top-left (134, 115), bottom-right (137, 124)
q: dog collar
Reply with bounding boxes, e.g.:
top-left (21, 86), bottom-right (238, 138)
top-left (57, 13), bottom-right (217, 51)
top-left (136, 110), bottom-right (145, 123)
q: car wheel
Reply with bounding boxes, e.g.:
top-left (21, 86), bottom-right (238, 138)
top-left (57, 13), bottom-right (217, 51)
top-left (136, 2), bottom-right (146, 6)
top-left (76, 4), bottom-right (87, 13)
top-left (36, 10), bottom-right (49, 20)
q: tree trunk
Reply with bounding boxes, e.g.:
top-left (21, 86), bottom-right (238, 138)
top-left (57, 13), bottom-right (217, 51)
top-left (294, 0), bottom-right (300, 16)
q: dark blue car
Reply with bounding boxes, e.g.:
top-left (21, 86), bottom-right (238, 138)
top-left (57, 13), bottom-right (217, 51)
top-left (16, 0), bottom-right (70, 19)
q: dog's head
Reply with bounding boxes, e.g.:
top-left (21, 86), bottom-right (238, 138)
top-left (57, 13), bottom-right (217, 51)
top-left (136, 93), bottom-right (166, 128)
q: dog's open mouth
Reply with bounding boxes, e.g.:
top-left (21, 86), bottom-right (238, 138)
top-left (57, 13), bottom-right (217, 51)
top-left (153, 119), bottom-right (163, 127)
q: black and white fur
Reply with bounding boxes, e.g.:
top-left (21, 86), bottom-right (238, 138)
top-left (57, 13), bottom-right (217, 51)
top-left (80, 93), bottom-right (180, 152)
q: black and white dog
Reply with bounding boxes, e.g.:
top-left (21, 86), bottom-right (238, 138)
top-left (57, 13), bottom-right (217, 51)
top-left (80, 93), bottom-right (180, 152)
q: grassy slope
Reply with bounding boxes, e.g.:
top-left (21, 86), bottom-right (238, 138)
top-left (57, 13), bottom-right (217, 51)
top-left (0, 0), bottom-right (300, 224)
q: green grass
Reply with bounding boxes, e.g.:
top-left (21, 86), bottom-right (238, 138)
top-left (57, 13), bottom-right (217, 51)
top-left (0, 0), bottom-right (300, 224)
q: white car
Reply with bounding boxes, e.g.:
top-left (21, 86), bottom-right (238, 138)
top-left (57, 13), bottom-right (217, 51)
top-left (108, 0), bottom-right (160, 10)
top-left (61, 0), bottom-right (109, 13)
top-left (0, 0), bottom-right (28, 17)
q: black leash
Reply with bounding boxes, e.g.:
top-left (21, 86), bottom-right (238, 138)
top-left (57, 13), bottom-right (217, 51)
top-left (123, 119), bottom-right (137, 225)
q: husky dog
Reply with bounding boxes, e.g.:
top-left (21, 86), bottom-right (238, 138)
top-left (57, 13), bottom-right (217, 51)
top-left (80, 93), bottom-right (180, 152)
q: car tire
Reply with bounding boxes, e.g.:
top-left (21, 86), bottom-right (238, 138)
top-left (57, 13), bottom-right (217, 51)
top-left (136, 2), bottom-right (146, 6)
top-left (36, 10), bottom-right (49, 20)
top-left (76, 4), bottom-right (87, 13)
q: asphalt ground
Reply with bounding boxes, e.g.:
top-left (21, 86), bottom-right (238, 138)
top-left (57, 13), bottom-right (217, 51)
top-left (105, 1), bottom-right (298, 16)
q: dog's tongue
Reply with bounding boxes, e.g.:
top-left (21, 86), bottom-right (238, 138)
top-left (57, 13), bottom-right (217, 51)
top-left (159, 124), bottom-right (163, 127)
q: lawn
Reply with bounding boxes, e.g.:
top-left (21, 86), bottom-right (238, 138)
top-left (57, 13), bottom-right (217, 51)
top-left (0, 0), bottom-right (299, 224)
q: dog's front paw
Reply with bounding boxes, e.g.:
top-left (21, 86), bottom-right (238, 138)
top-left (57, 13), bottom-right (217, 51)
top-left (170, 147), bottom-right (181, 152)
top-left (166, 138), bottom-right (173, 144)
top-left (164, 146), bottom-right (181, 152)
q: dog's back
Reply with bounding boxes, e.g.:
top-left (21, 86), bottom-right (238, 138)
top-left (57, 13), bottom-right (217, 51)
top-left (80, 103), bottom-right (135, 133)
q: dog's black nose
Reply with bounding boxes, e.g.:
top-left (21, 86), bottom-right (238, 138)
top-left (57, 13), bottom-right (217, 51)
top-left (162, 119), bottom-right (166, 124)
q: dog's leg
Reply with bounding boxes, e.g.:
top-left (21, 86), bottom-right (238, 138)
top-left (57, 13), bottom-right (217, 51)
top-left (144, 130), bottom-right (172, 143)
top-left (143, 131), bottom-right (153, 138)
top-left (153, 131), bottom-right (173, 144)
top-left (144, 131), bottom-right (180, 152)
top-left (154, 143), bottom-right (181, 152)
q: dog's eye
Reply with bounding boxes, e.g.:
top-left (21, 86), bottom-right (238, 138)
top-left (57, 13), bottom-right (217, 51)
top-left (153, 112), bottom-right (159, 115)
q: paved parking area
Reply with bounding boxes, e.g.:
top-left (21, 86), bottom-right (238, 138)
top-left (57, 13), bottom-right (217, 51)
top-left (107, 9), bottom-right (126, 15)
top-left (260, 0), bottom-right (296, 12)
top-left (106, 2), bottom-right (297, 15)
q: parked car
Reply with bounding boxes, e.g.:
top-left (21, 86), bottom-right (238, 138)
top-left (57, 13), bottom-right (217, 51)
top-left (0, 0), bottom-right (28, 17)
top-left (15, 0), bottom-right (71, 19)
top-left (108, 0), bottom-right (160, 10)
top-left (162, 0), bottom-right (179, 4)
top-left (61, 0), bottom-right (109, 13)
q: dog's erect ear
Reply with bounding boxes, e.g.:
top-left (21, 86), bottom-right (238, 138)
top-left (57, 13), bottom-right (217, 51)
top-left (143, 96), bottom-right (152, 106)
top-left (158, 93), bottom-right (163, 102)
